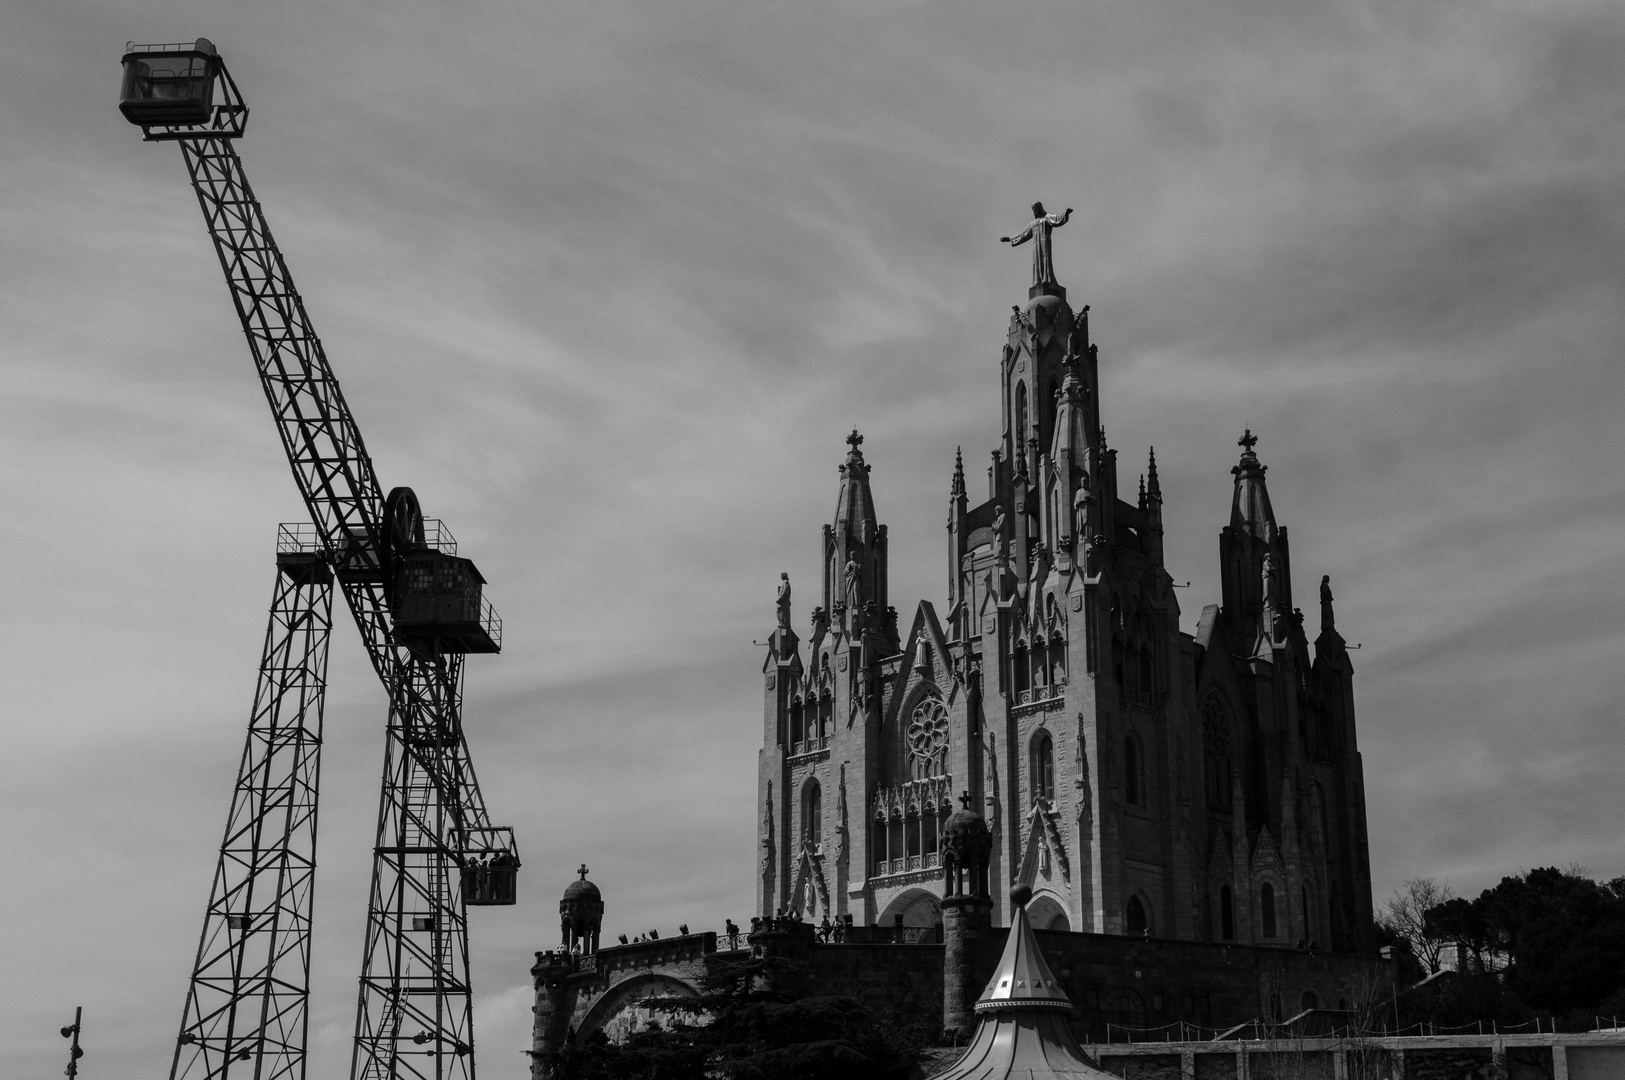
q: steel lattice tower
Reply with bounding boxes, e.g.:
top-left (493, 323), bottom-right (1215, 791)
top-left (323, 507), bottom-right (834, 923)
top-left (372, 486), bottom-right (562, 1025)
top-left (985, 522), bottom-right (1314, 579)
top-left (171, 548), bottom-right (333, 1080)
top-left (120, 40), bottom-right (517, 1080)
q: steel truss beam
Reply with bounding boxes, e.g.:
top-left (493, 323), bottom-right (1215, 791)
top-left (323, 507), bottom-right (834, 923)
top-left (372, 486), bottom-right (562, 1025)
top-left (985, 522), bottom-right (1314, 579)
top-left (170, 134), bottom-right (513, 1080)
top-left (171, 552), bottom-right (333, 1080)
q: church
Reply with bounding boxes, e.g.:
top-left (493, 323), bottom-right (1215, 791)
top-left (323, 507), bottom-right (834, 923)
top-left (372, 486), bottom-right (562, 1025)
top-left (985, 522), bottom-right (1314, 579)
top-left (757, 202), bottom-right (1376, 954)
top-left (530, 207), bottom-right (1384, 1073)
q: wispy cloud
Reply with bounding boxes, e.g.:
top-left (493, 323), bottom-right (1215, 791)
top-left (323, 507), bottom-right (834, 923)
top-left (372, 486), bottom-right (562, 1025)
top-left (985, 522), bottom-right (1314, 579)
top-left (4, 0), bottom-right (1624, 1075)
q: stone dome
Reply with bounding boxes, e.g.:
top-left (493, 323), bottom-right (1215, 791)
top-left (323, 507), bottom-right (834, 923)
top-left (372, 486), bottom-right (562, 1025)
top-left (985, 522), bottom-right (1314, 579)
top-left (562, 865), bottom-right (601, 905)
top-left (1023, 292), bottom-right (1074, 335)
top-left (943, 796), bottom-right (991, 862)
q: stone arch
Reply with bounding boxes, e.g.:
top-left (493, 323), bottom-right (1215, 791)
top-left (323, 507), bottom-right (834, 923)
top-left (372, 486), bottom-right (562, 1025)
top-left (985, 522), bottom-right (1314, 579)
top-left (879, 887), bottom-right (942, 928)
top-left (1122, 731), bottom-right (1143, 806)
top-left (578, 972), bottom-right (701, 1043)
top-left (1201, 695), bottom-right (1236, 811)
top-left (1104, 987), bottom-right (1147, 1032)
top-left (1029, 727), bottom-right (1055, 804)
top-left (1027, 891), bottom-right (1070, 932)
top-left (1125, 890), bottom-right (1152, 936)
top-left (799, 776), bottom-right (822, 848)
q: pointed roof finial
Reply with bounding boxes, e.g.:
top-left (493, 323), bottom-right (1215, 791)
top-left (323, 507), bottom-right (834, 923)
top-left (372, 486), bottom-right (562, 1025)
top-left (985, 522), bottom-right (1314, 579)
top-left (1239, 428), bottom-right (1259, 453)
top-left (847, 428), bottom-right (864, 452)
top-left (1147, 447), bottom-right (1161, 498)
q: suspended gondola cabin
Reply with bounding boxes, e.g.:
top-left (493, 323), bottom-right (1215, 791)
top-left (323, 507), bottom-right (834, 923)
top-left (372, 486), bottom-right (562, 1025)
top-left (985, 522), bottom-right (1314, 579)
top-left (119, 40), bottom-right (220, 126)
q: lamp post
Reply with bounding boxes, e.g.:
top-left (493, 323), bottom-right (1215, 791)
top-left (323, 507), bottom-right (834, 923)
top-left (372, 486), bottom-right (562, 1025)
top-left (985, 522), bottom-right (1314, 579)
top-left (60, 1006), bottom-right (84, 1078)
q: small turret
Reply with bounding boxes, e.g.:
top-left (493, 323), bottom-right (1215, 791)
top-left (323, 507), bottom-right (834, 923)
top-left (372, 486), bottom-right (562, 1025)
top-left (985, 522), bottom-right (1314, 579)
top-left (941, 791), bottom-right (994, 1037)
top-left (823, 430), bottom-right (890, 645)
top-left (1220, 430), bottom-right (1293, 638)
top-left (560, 864), bottom-right (603, 955)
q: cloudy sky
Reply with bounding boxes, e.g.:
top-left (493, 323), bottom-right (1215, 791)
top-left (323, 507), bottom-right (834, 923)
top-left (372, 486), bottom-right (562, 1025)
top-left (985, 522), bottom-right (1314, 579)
top-left (4, 0), bottom-right (1624, 1074)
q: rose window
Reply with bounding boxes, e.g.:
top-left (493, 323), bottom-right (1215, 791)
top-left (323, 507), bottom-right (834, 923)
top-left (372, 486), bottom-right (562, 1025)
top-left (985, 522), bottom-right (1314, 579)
top-left (907, 699), bottom-right (949, 779)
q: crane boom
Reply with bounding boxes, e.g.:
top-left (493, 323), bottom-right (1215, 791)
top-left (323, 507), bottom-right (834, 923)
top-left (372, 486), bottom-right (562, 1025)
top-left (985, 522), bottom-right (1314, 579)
top-left (122, 40), bottom-right (519, 1080)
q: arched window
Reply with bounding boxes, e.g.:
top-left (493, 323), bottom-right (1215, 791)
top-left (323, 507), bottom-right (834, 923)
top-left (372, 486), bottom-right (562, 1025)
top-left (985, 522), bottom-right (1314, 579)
top-left (1031, 731), bottom-right (1055, 803)
top-left (789, 696), bottom-right (804, 748)
top-left (802, 781), bottom-right (822, 847)
top-left (1013, 645), bottom-right (1030, 696)
top-left (1126, 895), bottom-right (1148, 935)
top-left (1313, 782), bottom-right (1330, 855)
top-left (1015, 382), bottom-right (1028, 449)
top-left (1260, 882), bottom-right (1277, 938)
top-left (1203, 702), bottom-right (1233, 811)
top-left (1123, 735), bottom-right (1141, 805)
top-left (1301, 886), bottom-right (1310, 937)
top-left (1219, 885), bottom-right (1234, 941)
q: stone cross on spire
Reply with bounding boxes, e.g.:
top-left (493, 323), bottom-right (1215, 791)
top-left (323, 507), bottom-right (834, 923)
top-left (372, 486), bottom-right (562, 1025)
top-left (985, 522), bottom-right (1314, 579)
top-left (846, 428), bottom-right (864, 452)
top-left (1238, 428), bottom-right (1259, 452)
top-left (577, 864), bottom-right (589, 879)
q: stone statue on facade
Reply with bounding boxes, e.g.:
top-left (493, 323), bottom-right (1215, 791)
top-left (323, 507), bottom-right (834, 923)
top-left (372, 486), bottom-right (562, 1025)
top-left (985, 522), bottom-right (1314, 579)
top-left (843, 553), bottom-right (862, 615)
top-left (1001, 201), bottom-right (1074, 288)
top-left (775, 572), bottom-right (792, 630)
top-left (1320, 574), bottom-right (1336, 631)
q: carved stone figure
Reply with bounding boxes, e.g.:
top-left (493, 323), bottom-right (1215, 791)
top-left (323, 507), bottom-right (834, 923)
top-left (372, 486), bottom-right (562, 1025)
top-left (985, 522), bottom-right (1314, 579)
top-left (1001, 201), bottom-right (1074, 288)
top-left (1320, 574), bottom-right (1336, 631)
top-left (843, 554), bottom-right (862, 615)
top-left (775, 572), bottom-right (792, 630)
top-left (1072, 488), bottom-right (1092, 545)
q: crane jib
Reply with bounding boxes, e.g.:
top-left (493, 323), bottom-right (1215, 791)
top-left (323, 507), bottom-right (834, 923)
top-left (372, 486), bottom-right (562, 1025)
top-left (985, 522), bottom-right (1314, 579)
top-left (124, 39), bottom-right (519, 1080)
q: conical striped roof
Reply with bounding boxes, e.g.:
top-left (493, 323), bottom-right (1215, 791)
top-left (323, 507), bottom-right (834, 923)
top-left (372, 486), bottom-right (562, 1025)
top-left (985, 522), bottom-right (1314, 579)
top-left (975, 887), bottom-right (1073, 1013)
top-left (930, 885), bottom-right (1115, 1080)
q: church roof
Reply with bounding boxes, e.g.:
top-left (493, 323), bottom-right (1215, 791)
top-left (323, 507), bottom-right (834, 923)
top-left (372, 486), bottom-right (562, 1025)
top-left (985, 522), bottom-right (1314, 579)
top-left (929, 885), bottom-right (1114, 1080)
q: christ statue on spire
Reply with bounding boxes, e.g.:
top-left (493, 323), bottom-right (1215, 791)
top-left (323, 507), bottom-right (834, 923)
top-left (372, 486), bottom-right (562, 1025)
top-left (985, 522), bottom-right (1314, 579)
top-left (1001, 201), bottom-right (1073, 287)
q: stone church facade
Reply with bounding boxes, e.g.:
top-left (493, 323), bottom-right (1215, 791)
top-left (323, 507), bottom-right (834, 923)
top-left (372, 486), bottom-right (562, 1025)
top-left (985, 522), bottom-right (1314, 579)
top-left (530, 225), bottom-right (1388, 1077)
top-left (757, 256), bottom-right (1375, 957)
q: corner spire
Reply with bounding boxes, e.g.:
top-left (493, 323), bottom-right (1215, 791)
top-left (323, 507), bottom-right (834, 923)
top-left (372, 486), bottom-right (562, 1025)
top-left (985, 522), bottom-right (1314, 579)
top-left (1147, 446), bottom-right (1161, 500)
top-left (1230, 428), bottom-right (1277, 541)
top-left (951, 446), bottom-right (966, 498)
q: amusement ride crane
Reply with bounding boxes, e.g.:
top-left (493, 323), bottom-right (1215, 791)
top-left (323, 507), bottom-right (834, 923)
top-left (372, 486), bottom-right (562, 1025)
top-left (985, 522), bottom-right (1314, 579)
top-left (118, 39), bottom-right (521, 1080)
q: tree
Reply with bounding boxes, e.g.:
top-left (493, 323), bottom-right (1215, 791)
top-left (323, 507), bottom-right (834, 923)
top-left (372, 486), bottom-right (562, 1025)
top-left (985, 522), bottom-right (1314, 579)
top-left (561, 952), bottom-right (933, 1080)
top-left (1436, 867), bottom-right (1625, 1018)
top-left (1378, 878), bottom-right (1454, 975)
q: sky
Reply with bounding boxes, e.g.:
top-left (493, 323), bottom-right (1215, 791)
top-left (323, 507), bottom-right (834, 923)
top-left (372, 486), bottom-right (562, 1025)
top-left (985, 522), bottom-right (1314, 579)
top-left (3, 0), bottom-right (1624, 1075)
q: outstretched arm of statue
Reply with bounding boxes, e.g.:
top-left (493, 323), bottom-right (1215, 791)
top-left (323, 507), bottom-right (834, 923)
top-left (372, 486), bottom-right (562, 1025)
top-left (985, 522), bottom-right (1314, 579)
top-left (1001, 223), bottom-right (1035, 247)
top-left (1050, 208), bottom-right (1074, 226)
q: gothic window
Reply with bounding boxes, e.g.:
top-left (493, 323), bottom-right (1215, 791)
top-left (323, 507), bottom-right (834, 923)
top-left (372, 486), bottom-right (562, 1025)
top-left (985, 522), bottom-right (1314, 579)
top-left (1030, 731), bottom-right (1054, 803)
top-left (1203, 702), bottom-right (1233, 811)
top-left (906, 697), bottom-right (950, 780)
top-left (1015, 382), bottom-right (1028, 448)
top-left (1126, 895), bottom-right (1149, 935)
top-left (1312, 781), bottom-right (1330, 856)
top-left (1105, 988), bottom-right (1146, 1031)
top-left (802, 781), bottom-right (822, 847)
top-left (1014, 644), bottom-right (1030, 697)
top-left (1219, 885), bottom-right (1235, 941)
top-left (1138, 646), bottom-right (1154, 700)
top-left (1123, 735), bottom-right (1141, 806)
top-left (818, 692), bottom-right (832, 742)
top-left (1260, 882), bottom-right (1276, 938)
top-left (905, 812), bottom-right (920, 858)
top-left (790, 696), bottom-right (805, 749)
